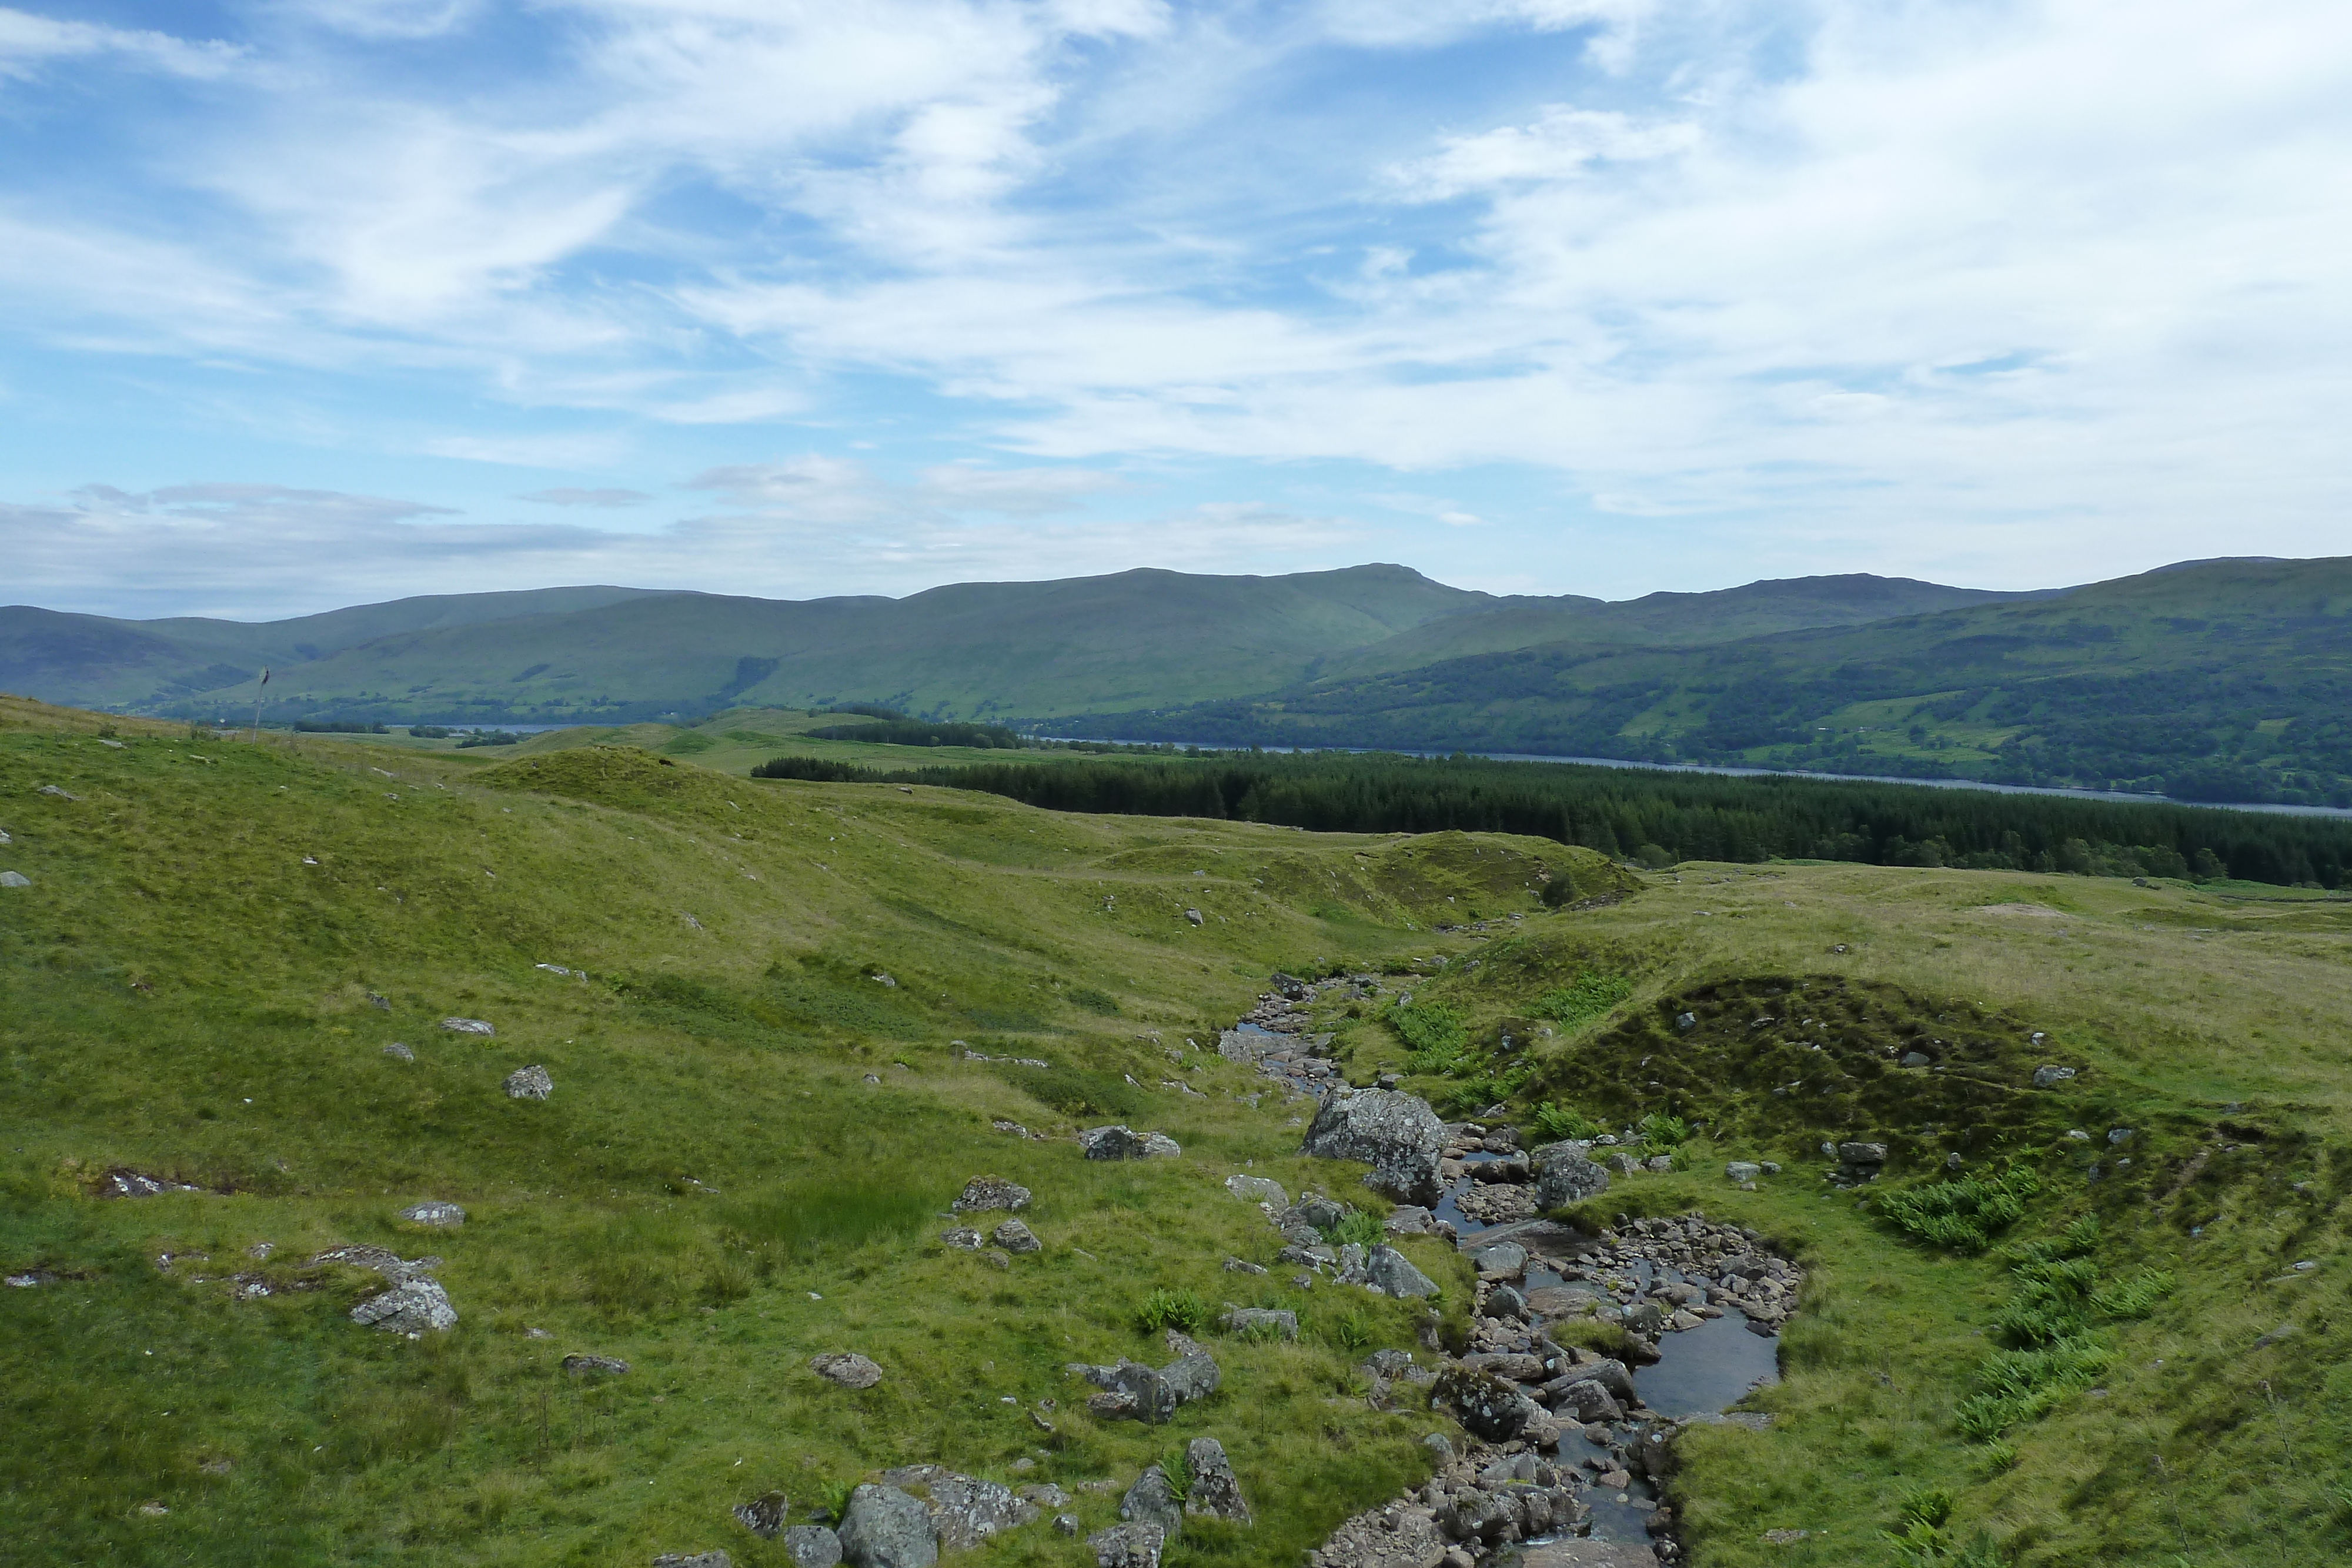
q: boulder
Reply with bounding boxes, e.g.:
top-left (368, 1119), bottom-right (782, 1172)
top-left (1119, 1466), bottom-right (1184, 1531)
top-left (781, 1528), bottom-right (844, 1567)
top-left (383, 1041), bottom-right (415, 1061)
top-left (836, 1485), bottom-right (938, 1568)
top-left (1081, 1126), bottom-right (1145, 1160)
top-left (734, 1492), bottom-right (790, 1539)
top-left (1224, 1174), bottom-right (1288, 1207)
top-left (1484, 1285), bottom-right (1528, 1321)
top-left (350, 1277), bottom-right (457, 1333)
top-left (879, 1467), bottom-right (1034, 1552)
top-left (0, 871), bottom-right (29, 888)
top-left (1139, 1132), bottom-right (1182, 1158)
top-left (2033, 1065), bottom-right (2077, 1088)
top-left (952, 1176), bottom-right (1030, 1212)
top-left (1184, 1437), bottom-right (1251, 1522)
top-left (1220, 1306), bottom-right (1298, 1340)
top-left (1534, 1146), bottom-right (1611, 1209)
top-left (1367, 1245), bottom-right (1439, 1299)
top-left (1300, 1088), bottom-right (1447, 1206)
top-left (1836, 1142), bottom-right (1888, 1166)
top-left (810, 1352), bottom-right (884, 1390)
top-left (991, 1218), bottom-right (1041, 1253)
top-left (440, 1017), bottom-right (495, 1035)
top-left (940, 1228), bottom-right (983, 1250)
top-left (1384, 1205), bottom-right (1436, 1236)
top-left (505, 1065), bottom-right (553, 1100)
top-left (1555, 1378), bottom-right (1623, 1423)
top-left (1723, 1162), bottom-right (1760, 1183)
top-left (1087, 1523), bottom-right (1164, 1568)
top-left (1294, 1195), bottom-right (1347, 1230)
top-left (1432, 1366), bottom-right (1538, 1441)
top-left (1472, 1241), bottom-right (1529, 1278)
top-left (1161, 1351), bottom-right (1221, 1405)
top-left (399, 1200), bottom-right (466, 1227)
top-left (562, 1354), bottom-right (630, 1376)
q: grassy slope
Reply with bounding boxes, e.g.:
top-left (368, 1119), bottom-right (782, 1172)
top-left (1068, 557), bottom-right (2352, 801)
top-left (4, 696), bottom-right (2345, 1567)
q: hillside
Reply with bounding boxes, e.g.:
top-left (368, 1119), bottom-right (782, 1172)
top-left (2, 694), bottom-right (2346, 1568)
top-left (1064, 557), bottom-right (2352, 807)
top-left (6, 568), bottom-right (2040, 730)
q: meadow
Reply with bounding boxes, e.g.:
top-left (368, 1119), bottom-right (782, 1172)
top-left (1, 694), bottom-right (2345, 1566)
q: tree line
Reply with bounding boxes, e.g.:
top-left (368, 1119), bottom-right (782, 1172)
top-left (748, 749), bottom-right (2352, 889)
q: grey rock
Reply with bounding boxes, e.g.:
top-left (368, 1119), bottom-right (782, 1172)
top-left (1055, 1515), bottom-right (1081, 1536)
top-left (350, 1276), bottom-right (457, 1333)
top-left (1534, 1146), bottom-right (1611, 1209)
top-left (1222, 1257), bottom-right (1268, 1275)
top-left (1300, 1088), bottom-right (1448, 1206)
top-left (399, 1200), bottom-right (466, 1227)
top-left (940, 1227), bottom-right (982, 1249)
top-left (0, 871), bottom-right (28, 888)
top-left (1432, 1366), bottom-right (1539, 1441)
top-left (1367, 1244), bottom-right (1439, 1299)
top-left (383, 1041), bottom-right (415, 1061)
top-left (953, 1175), bottom-right (1031, 1212)
top-left (1674, 1011), bottom-right (1697, 1032)
top-left (1645, 1154), bottom-right (1675, 1174)
top-left (653, 1554), bottom-right (734, 1568)
top-left (1471, 1240), bottom-right (1528, 1278)
top-left (1182, 908), bottom-right (1204, 927)
top-left (1836, 1142), bottom-right (1887, 1165)
top-left (1900, 1051), bottom-right (1931, 1068)
top-left (2033, 1065), bottom-right (2077, 1088)
top-left (1139, 1131), bottom-right (1181, 1158)
top-left (1224, 1174), bottom-right (1288, 1206)
top-left (1161, 1350), bottom-right (1221, 1405)
top-left (440, 1017), bottom-right (494, 1035)
top-left (810, 1352), bottom-right (884, 1390)
top-left (1423, 1432), bottom-right (1455, 1464)
top-left (1295, 1194), bottom-right (1347, 1229)
top-left (836, 1484), bottom-right (937, 1568)
top-left (1119, 1466), bottom-right (1184, 1531)
top-left (991, 1218), bottom-right (1041, 1253)
top-left (1485, 1284), bottom-right (1529, 1321)
top-left (504, 1065), bottom-right (553, 1100)
top-left (37, 784), bottom-right (77, 800)
top-left (1723, 1162), bottom-right (1761, 1182)
top-left (1363, 1349), bottom-right (1416, 1378)
top-left (1184, 1437), bottom-right (1250, 1522)
top-left (1082, 1125), bottom-right (1145, 1160)
top-left (2107, 1127), bottom-right (2133, 1145)
top-left (1578, 1358), bottom-right (1637, 1403)
top-left (734, 1492), bottom-right (790, 1539)
top-left (1606, 1153), bottom-right (1642, 1176)
top-left (1384, 1204), bottom-right (1436, 1235)
top-left (881, 1467), bottom-right (1031, 1552)
top-left (781, 1527), bottom-right (844, 1567)
top-left (1087, 1522), bottom-right (1164, 1568)
top-left (562, 1354), bottom-right (630, 1376)
top-left (1556, 1378), bottom-right (1623, 1423)
top-left (1221, 1306), bottom-right (1298, 1339)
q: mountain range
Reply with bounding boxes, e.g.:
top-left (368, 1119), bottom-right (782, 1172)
top-left (4, 555), bottom-right (2347, 805)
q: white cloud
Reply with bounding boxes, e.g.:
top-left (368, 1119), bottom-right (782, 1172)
top-left (917, 463), bottom-right (1125, 516)
top-left (1388, 106), bottom-right (1698, 200)
top-left (0, 8), bottom-right (240, 81)
top-left (518, 487), bottom-right (650, 507)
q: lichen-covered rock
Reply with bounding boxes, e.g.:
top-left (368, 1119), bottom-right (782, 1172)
top-left (1224, 1174), bottom-right (1288, 1206)
top-left (1119, 1466), bottom-right (1184, 1531)
top-left (1532, 1144), bottom-right (1610, 1209)
top-left (1432, 1365), bottom-right (1539, 1442)
top-left (733, 1492), bottom-right (790, 1539)
top-left (952, 1176), bottom-right (1030, 1213)
top-left (877, 1466), bottom-right (1037, 1552)
top-left (1367, 1244), bottom-right (1439, 1299)
top-left (562, 1354), bottom-right (630, 1376)
top-left (1087, 1522), bottom-right (1164, 1568)
top-left (1081, 1125), bottom-right (1144, 1159)
top-left (810, 1352), bottom-right (884, 1390)
top-left (1183, 1437), bottom-right (1251, 1523)
top-left (836, 1484), bottom-right (937, 1568)
top-left (1220, 1306), bottom-right (1298, 1339)
top-left (781, 1527), bottom-right (843, 1567)
top-left (991, 1218), bottom-right (1041, 1253)
top-left (399, 1200), bottom-right (466, 1226)
top-left (1299, 1088), bottom-right (1446, 1206)
top-left (504, 1065), bottom-right (553, 1100)
top-left (652, 1553), bottom-right (733, 1568)
top-left (441, 1017), bottom-right (494, 1035)
top-left (350, 1277), bottom-right (457, 1333)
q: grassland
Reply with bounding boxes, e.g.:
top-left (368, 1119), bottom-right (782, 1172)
top-left (2, 695), bottom-right (2346, 1567)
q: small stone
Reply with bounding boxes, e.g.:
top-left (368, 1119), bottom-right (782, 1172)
top-left (940, 1228), bottom-right (983, 1250)
top-left (1900, 1051), bottom-right (1931, 1068)
top-left (1725, 1162), bottom-right (1761, 1182)
top-left (810, 1352), bottom-right (883, 1390)
top-left (398, 1200), bottom-right (465, 1227)
top-left (0, 871), bottom-right (29, 888)
top-left (504, 1065), bottom-right (553, 1099)
top-left (1088, 1522), bottom-right (1164, 1568)
top-left (562, 1354), bottom-right (630, 1376)
top-left (991, 1218), bottom-right (1041, 1254)
top-left (1947, 1153), bottom-right (1966, 1170)
top-left (1224, 1174), bottom-right (1288, 1206)
top-left (350, 1277), bottom-right (457, 1333)
top-left (138, 1500), bottom-right (168, 1516)
top-left (1183, 908), bottom-right (1204, 927)
top-left (37, 784), bottom-right (78, 800)
top-left (2066, 1129), bottom-right (2092, 1141)
top-left (734, 1492), bottom-right (790, 1539)
top-left (1054, 1514), bottom-right (1081, 1536)
top-left (954, 1175), bottom-right (1031, 1213)
top-left (781, 1526), bottom-right (844, 1567)
top-left (652, 1553), bottom-right (734, 1568)
top-left (1674, 1011), bottom-right (1697, 1032)
top-left (1222, 1256), bottom-right (1267, 1275)
top-left (2107, 1128), bottom-right (2133, 1145)
top-left (440, 1017), bottom-right (495, 1035)
top-left (2033, 1065), bottom-right (2076, 1088)
top-left (981, 1250), bottom-right (1011, 1270)
top-left (383, 1041), bottom-right (415, 1061)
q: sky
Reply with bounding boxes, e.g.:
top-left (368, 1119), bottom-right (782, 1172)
top-left (2, 0), bottom-right (2347, 621)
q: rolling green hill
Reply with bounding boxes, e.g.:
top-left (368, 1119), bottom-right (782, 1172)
top-left (2, 694), bottom-right (2346, 1568)
top-left (1065, 557), bottom-right (2352, 807)
top-left (6, 569), bottom-right (2036, 730)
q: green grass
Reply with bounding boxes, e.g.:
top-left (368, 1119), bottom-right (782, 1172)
top-left (2, 696), bottom-right (2349, 1567)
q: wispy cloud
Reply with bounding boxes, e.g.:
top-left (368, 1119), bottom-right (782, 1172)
top-left (0, 8), bottom-right (241, 81)
top-left (517, 487), bottom-right (650, 507)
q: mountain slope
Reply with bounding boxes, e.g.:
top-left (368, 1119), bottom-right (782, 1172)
top-left (1061, 557), bottom-right (2352, 806)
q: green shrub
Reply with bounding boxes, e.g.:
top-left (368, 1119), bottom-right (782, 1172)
top-left (1636, 1112), bottom-right (1690, 1146)
top-left (813, 1477), bottom-right (856, 1524)
top-left (1531, 972), bottom-right (1633, 1028)
top-left (1392, 1001), bottom-right (1469, 1071)
top-left (2004, 1215), bottom-right (2100, 1267)
top-left (1531, 1102), bottom-right (1605, 1142)
top-left (2090, 1268), bottom-right (2175, 1320)
top-left (1137, 1288), bottom-right (1209, 1335)
top-left (1326, 1306), bottom-right (1374, 1354)
top-left (1329, 1211), bottom-right (1385, 1248)
top-left (1160, 1447), bottom-right (1193, 1501)
top-left (1876, 1167), bottom-right (2040, 1253)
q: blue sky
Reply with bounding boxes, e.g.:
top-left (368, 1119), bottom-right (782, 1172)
top-left (2, 0), bottom-right (2347, 620)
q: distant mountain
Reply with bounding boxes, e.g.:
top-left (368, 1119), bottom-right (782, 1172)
top-left (1060, 557), bottom-right (2352, 808)
top-left (1, 565), bottom-right (2053, 727)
